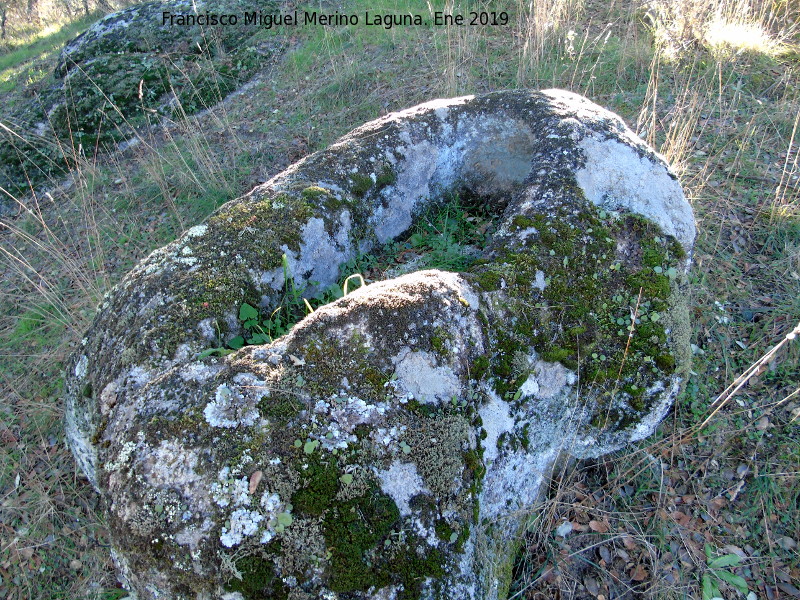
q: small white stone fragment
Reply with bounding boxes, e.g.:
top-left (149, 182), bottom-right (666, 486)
top-left (518, 377), bottom-right (539, 398)
top-left (556, 521), bottom-right (573, 538)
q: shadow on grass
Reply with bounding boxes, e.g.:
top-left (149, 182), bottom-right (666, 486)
top-left (0, 11), bottom-right (103, 88)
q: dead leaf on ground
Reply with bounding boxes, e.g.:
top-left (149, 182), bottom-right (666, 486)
top-left (288, 354), bottom-right (305, 366)
top-left (584, 576), bottom-right (600, 596)
top-left (19, 547), bottom-right (34, 560)
top-left (249, 470), bottom-right (263, 494)
top-left (710, 496), bottom-right (727, 510)
top-left (671, 510), bottom-right (691, 527)
top-left (589, 520), bottom-right (609, 533)
top-left (623, 535), bottom-right (637, 550)
top-left (776, 582), bottom-right (800, 598)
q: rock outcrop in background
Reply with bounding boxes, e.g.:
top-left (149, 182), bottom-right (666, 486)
top-left (65, 89), bottom-right (695, 600)
top-left (0, 0), bottom-right (276, 207)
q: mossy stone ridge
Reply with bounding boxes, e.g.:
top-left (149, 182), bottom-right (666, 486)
top-left (0, 0), bottom-right (276, 205)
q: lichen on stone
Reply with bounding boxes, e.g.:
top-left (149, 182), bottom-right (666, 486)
top-left (65, 89), bottom-right (694, 600)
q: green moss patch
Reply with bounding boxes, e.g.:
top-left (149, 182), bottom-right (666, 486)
top-left (349, 164), bottom-right (396, 198)
top-left (0, 0), bottom-right (278, 198)
top-left (284, 452), bottom-right (444, 597)
top-left (226, 554), bottom-right (289, 599)
top-left (323, 488), bottom-right (400, 592)
top-left (470, 200), bottom-right (686, 423)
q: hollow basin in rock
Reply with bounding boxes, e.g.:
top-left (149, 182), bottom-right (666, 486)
top-left (65, 89), bottom-right (694, 600)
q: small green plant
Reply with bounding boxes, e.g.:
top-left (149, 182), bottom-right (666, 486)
top-left (200, 254), bottom-right (363, 357)
top-left (702, 544), bottom-right (751, 600)
top-left (407, 193), bottom-right (494, 271)
top-left (198, 192), bottom-right (496, 358)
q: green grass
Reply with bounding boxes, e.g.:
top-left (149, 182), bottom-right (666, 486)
top-left (206, 192), bottom-right (497, 356)
top-left (0, 13), bottom-right (102, 92)
top-left (0, 0), bottom-right (798, 598)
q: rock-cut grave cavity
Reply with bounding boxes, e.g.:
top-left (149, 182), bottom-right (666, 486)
top-left (65, 89), bottom-right (695, 600)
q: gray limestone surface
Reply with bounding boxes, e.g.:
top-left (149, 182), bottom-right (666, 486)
top-left (65, 89), bottom-right (694, 600)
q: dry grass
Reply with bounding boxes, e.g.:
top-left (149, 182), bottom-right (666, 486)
top-left (646, 0), bottom-right (799, 58)
top-left (0, 0), bottom-right (798, 597)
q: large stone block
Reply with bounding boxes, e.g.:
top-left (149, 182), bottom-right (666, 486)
top-left (65, 90), bottom-right (694, 600)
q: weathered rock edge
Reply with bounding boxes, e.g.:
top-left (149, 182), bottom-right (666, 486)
top-left (65, 90), bottom-right (695, 600)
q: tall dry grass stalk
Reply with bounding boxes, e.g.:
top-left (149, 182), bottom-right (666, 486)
top-left (0, 30), bottom-right (261, 597)
top-left (0, 59), bottom-right (249, 371)
top-left (636, 52), bottom-right (711, 179)
top-left (516, 0), bottom-right (586, 79)
top-left (439, 0), bottom-right (477, 96)
top-left (772, 107), bottom-right (799, 220)
top-left (646, 0), bottom-right (799, 58)
top-left (642, 0), bottom-right (800, 220)
top-left (0, 158), bottom-right (108, 341)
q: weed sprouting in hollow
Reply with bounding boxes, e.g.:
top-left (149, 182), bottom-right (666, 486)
top-left (200, 192), bottom-right (500, 356)
top-left (405, 191), bottom-right (497, 271)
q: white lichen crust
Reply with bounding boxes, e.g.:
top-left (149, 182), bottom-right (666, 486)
top-left (64, 90), bottom-right (695, 600)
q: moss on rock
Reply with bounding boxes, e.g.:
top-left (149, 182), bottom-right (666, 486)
top-left (470, 201), bottom-right (688, 426)
top-left (65, 90), bottom-right (695, 600)
top-left (0, 0), bottom-right (276, 202)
